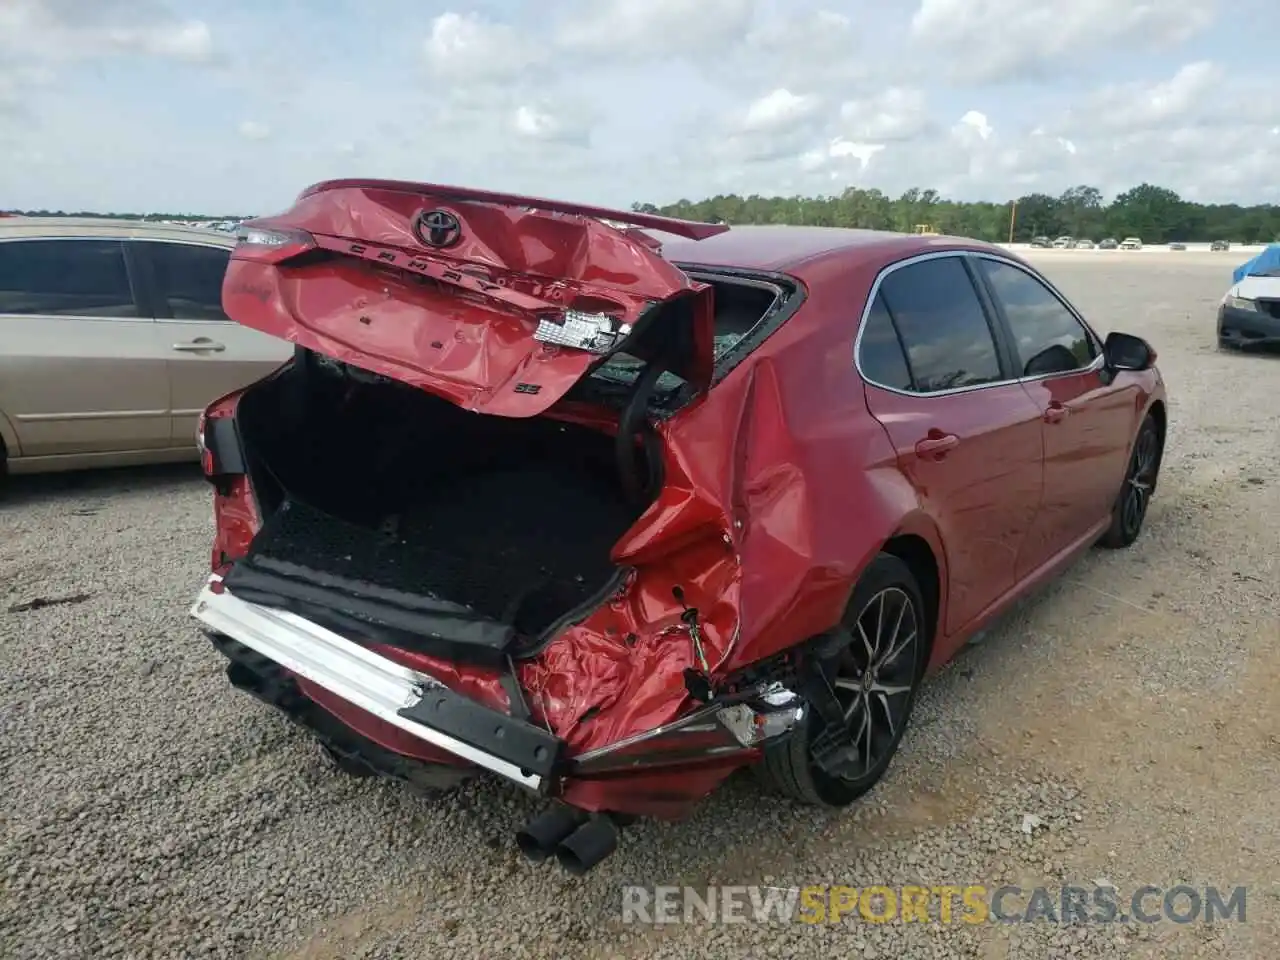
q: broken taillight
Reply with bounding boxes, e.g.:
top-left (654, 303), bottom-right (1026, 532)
top-left (232, 224), bottom-right (317, 263)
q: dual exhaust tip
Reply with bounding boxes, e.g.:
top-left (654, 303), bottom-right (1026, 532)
top-left (516, 806), bottom-right (621, 875)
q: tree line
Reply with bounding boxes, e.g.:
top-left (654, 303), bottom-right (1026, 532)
top-left (634, 184), bottom-right (1280, 245)
top-left (9, 181), bottom-right (1280, 244)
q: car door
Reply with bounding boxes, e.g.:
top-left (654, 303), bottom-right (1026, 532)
top-left (858, 253), bottom-right (1046, 639)
top-left (133, 240), bottom-right (293, 446)
top-left (971, 254), bottom-right (1138, 574)
top-left (0, 237), bottom-right (170, 458)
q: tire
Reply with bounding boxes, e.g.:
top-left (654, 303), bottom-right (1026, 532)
top-left (1099, 414), bottom-right (1162, 549)
top-left (757, 553), bottom-right (928, 807)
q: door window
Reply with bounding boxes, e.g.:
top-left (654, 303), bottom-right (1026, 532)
top-left (877, 256), bottom-right (1004, 392)
top-left (976, 258), bottom-right (1097, 376)
top-left (145, 242), bottom-right (232, 322)
top-left (0, 239), bottom-right (137, 317)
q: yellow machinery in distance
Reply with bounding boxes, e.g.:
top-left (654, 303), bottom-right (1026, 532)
top-left (912, 224), bottom-right (939, 236)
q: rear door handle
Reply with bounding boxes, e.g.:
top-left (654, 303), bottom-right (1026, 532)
top-left (172, 338), bottom-right (225, 353)
top-left (914, 433), bottom-right (960, 458)
top-left (1043, 402), bottom-right (1070, 424)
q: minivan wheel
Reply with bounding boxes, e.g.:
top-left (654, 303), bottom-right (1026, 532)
top-left (756, 553), bottom-right (927, 807)
top-left (1099, 414), bottom-right (1162, 549)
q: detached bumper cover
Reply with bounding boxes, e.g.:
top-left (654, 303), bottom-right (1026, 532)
top-left (190, 576), bottom-right (563, 791)
top-left (1219, 304), bottom-right (1280, 346)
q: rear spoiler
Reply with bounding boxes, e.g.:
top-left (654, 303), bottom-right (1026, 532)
top-left (295, 179), bottom-right (729, 243)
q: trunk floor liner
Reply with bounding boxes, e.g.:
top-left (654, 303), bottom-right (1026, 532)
top-left (237, 464), bottom-right (632, 635)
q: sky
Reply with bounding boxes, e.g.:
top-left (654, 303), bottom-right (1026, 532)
top-left (1, 0), bottom-right (1277, 215)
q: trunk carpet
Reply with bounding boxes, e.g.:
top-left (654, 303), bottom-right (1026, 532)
top-left (241, 462), bottom-right (632, 636)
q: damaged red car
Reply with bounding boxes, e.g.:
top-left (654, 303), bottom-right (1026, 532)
top-left (190, 180), bottom-right (1167, 874)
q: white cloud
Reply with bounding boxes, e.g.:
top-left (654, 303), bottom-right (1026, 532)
top-left (741, 89), bottom-right (819, 134)
top-left (237, 120), bottom-right (271, 141)
top-left (424, 11), bottom-right (540, 82)
top-left (107, 20), bottom-right (213, 62)
top-left (0, 1), bottom-right (215, 63)
top-left (911, 0), bottom-right (1219, 83)
top-left (555, 0), bottom-right (756, 59)
top-left (839, 88), bottom-right (931, 142)
top-left (511, 103), bottom-right (591, 145)
top-left (0, 3), bottom-right (1275, 213)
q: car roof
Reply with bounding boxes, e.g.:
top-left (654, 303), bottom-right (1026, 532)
top-left (648, 224), bottom-right (1003, 274)
top-left (0, 217), bottom-right (235, 246)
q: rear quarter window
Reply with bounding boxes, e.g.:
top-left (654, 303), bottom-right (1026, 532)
top-left (858, 293), bottom-right (913, 391)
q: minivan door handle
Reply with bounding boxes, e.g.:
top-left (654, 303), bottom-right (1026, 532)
top-left (914, 432), bottom-right (960, 459)
top-left (172, 338), bottom-right (225, 353)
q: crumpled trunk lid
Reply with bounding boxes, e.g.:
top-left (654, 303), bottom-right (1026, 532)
top-left (222, 179), bottom-right (725, 417)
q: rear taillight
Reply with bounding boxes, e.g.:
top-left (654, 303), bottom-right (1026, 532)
top-left (233, 224), bottom-right (317, 263)
top-left (198, 392), bottom-right (246, 483)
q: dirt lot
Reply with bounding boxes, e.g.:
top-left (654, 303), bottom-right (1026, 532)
top-left (2, 251), bottom-right (1277, 959)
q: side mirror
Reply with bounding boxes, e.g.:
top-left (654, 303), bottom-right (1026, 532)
top-left (1103, 332), bottom-right (1156, 371)
top-left (1023, 343), bottom-right (1080, 377)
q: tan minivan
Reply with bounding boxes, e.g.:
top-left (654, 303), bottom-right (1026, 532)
top-left (0, 218), bottom-right (292, 475)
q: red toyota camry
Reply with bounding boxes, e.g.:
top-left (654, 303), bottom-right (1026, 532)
top-left (190, 180), bottom-right (1166, 875)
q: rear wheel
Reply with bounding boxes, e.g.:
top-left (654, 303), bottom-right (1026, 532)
top-left (1099, 414), bottom-right (1162, 549)
top-left (757, 554), bottom-right (928, 806)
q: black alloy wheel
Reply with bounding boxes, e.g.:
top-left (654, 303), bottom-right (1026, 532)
top-left (1100, 414), bottom-right (1162, 549)
top-left (757, 554), bottom-right (928, 806)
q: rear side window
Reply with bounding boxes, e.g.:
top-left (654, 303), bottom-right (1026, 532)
top-left (0, 239), bottom-right (137, 317)
top-left (976, 258), bottom-right (1097, 376)
top-left (858, 293), bottom-right (913, 390)
top-left (878, 257), bottom-right (1003, 392)
top-left (144, 242), bottom-right (231, 322)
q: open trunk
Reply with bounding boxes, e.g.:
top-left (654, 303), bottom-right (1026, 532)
top-left (224, 352), bottom-right (649, 663)
top-left (211, 180), bottom-right (789, 668)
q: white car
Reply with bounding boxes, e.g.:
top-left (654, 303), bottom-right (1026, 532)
top-left (1052, 236), bottom-right (1074, 248)
top-left (1119, 237), bottom-right (1143, 250)
top-left (1218, 274), bottom-right (1280, 350)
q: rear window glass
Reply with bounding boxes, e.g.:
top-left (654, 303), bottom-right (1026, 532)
top-left (589, 276), bottom-right (784, 392)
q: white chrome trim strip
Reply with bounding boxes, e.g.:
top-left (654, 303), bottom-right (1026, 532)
top-left (189, 577), bottom-right (542, 790)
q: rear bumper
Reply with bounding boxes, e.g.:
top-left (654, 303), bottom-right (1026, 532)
top-left (191, 576), bottom-right (807, 809)
top-left (191, 576), bottom-right (562, 791)
top-left (1219, 304), bottom-right (1280, 347)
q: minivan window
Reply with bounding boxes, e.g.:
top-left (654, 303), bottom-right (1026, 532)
top-left (878, 257), bottom-right (1003, 392)
top-left (0, 239), bottom-right (137, 317)
top-left (144, 242), bottom-right (232, 322)
top-left (858, 293), bottom-right (913, 391)
top-left (977, 258), bottom-right (1097, 376)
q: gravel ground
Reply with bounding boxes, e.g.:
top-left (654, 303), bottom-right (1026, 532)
top-left (2, 251), bottom-right (1277, 959)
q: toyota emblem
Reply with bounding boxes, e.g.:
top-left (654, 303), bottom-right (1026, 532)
top-left (413, 208), bottom-right (462, 248)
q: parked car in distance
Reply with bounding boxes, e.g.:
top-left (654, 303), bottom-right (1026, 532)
top-left (0, 218), bottom-right (292, 476)
top-left (1075, 239), bottom-right (1095, 249)
top-left (1119, 237), bottom-right (1143, 250)
top-left (1052, 236), bottom-right (1074, 249)
top-left (1169, 242), bottom-right (1187, 251)
top-left (1098, 238), bottom-right (1119, 250)
top-left (190, 180), bottom-right (1168, 874)
top-left (1210, 240), bottom-right (1231, 252)
top-left (1029, 236), bottom-right (1052, 248)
